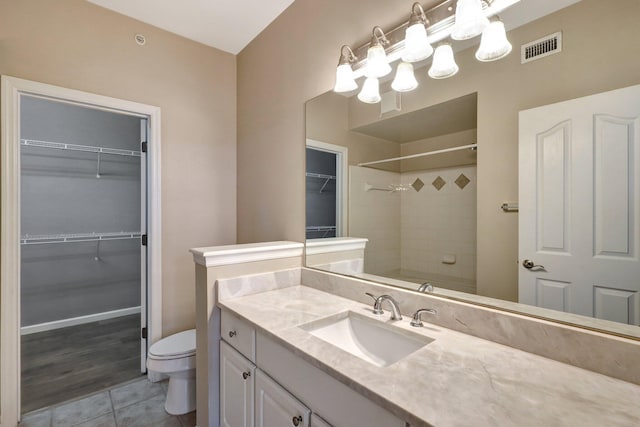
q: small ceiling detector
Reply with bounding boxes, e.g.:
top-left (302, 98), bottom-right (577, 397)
top-left (134, 34), bottom-right (146, 46)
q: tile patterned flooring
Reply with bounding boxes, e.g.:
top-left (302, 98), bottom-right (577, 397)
top-left (20, 377), bottom-right (196, 427)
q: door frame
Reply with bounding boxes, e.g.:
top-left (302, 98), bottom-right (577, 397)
top-left (1, 75), bottom-right (163, 424)
top-left (305, 139), bottom-right (348, 237)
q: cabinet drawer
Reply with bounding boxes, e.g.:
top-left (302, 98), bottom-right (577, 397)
top-left (221, 310), bottom-right (256, 362)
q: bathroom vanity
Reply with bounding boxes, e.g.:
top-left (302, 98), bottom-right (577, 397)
top-left (192, 242), bottom-right (640, 427)
top-left (216, 275), bottom-right (640, 427)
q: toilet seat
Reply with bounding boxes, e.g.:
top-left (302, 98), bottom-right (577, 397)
top-left (148, 329), bottom-right (196, 360)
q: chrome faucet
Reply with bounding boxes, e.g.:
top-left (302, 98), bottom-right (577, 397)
top-left (365, 293), bottom-right (403, 320)
top-left (417, 282), bottom-right (434, 293)
top-left (410, 308), bottom-right (437, 327)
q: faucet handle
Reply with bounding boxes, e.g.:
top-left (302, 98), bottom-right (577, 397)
top-left (364, 292), bottom-right (384, 315)
top-left (410, 308), bottom-right (437, 327)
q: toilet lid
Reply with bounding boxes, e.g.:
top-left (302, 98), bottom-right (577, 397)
top-left (149, 329), bottom-right (196, 358)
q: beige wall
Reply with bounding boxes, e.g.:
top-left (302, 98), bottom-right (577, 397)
top-left (306, 91), bottom-right (400, 168)
top-left (237, 0), bottom-right (640, 301)
top-left (0, 0), bottom-right (237, 334)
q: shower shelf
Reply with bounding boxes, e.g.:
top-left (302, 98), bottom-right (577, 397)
top-left (20, 231), bottom-right (142, 245)
top-left (20, 139), bottom-right (141, 157)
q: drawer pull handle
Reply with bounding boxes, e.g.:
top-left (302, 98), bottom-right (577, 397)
top-left (242, 371), bottom-right (251, 380)
top-left (292, 415), bottom-right (303, 426)
top-left (228, 330), bottom-right (236, 338)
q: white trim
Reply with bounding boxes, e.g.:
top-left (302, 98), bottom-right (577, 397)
top-left (20, 307), bottom-right (142, 335)
top-left (306, 139), bottom-right (348, 237)
top-left (0, 75), bottom-right (162, 422)
top-left (190, 241), bottom-right (304, 267)
top-left (305, 237), bottom-right (369, 255)
top-left (357, 143), bottom-right (477, 167)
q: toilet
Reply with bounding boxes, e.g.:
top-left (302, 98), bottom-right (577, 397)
top-left (146, 329), bottom-right (196, 415)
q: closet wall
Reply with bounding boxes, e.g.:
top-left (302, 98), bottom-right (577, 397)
top-left (20, 96), bottom-right (142, 328)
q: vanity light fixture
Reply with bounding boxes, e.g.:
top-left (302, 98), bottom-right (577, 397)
top-left (451, 0), bottom-right (490, 40)
top-left (333, 45), bottom-right (358, 93)
top-left (334, 0), bottom-right (519, 104)
top-left (402, 3), bottom-right (434, 63)
top-left (475, 16), bottom-right (512, 61)
top-left (428, 44), bottom-right (459, 79)
top-left (365, 26), bottom-right (392, 78)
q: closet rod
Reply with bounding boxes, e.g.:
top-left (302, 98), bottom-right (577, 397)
top-left (357, 143), bottom-right (477, 167)
top-left (21, 231), bottom-right (142, 245)
top-left (20, 139), bottom-right (141, 157)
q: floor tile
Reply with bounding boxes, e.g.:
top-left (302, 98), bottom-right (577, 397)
top-left (19, 409), bottom-right (51, 427)
top-left (73, 412), bottom-right (116, 427)
top-left (150, 417), bottom-right (182, 427)
top-left (114, 394), bottom-right (172, 427)
top-left (110, 378), bottom-right (163, 409)
top-left (178, 411), bottom-right (196, 427)
top-left (52, 392), bottom-right (112, 426)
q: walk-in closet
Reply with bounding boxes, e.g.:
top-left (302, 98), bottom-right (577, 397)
top-left (306, 147), bottom-right (338, 239)
top-left (19, 95), bottom-right (147, 413)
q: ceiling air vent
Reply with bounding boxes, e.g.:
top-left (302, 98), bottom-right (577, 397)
top-left (521, 32), bottom-right (562, 64)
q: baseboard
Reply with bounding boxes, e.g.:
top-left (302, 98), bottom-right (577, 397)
top-left (20, 306), bottom-right (142, 335)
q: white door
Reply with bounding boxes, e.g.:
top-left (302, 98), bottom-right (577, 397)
top-left (255, 370), bottom-right (310, 427)
top-left (310, 414), bottom-right (333, 427)
top-left (220, 341), bottom-right (255, 427)
top-left (519, 84), bottom-right (640, 325)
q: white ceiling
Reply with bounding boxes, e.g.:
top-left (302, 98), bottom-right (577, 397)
top-left (86, 0), bottom-right (581, 56)
top-left (86, 0), bottom-right (296, 54)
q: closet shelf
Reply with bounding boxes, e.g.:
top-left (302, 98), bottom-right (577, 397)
top-left (305, 226), bottom-right (337, 232)
top-left (20, 139), bottom-right (141, 157)
top-left (306, 172), bottom-right (336, 193)
top-left (306, 172), bottom-right (336, 180)
top-left (21, 231), bottom-right (142, 245)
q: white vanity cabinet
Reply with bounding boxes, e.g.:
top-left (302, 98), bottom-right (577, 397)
top-left (255, 369), bottom-right (311, 427)
top-left (219, 309), bottom-right (406, 427)
top-left (310, 414), bottom-right (333, 427)
top-left (220, 341), bottom-right (255, 427)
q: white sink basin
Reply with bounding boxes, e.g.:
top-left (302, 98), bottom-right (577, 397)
top-left (300, 311), bottom-right (433, 367)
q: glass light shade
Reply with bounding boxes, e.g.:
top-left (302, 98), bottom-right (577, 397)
top-left (391, 62), bottom-right (418, 92)
top-left (428, 45), bottom-right (459, 79)
top-left (451, 0), bottom-right (489, 40)
top-left (475, 20), bottom-right (512, 62)
top-left (358, 77), bottom-right (381, 103)
top-left (402, 23), bottom-right (434, 63)
top-left (365, 44), bottom-right (392, 78)
top-left (333, 63), bottom-right (358, 93)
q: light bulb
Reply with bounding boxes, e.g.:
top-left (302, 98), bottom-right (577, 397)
top-left (451, 0), bottom-right (489, 40)
top-left (358, 77), bottom-right (381, 103)
top-left (365, 43), bottom-right (392, 78)
top-left (475, 19), bottom-right (512, 62)
top-left (334, 63), bottom-right (358, 93)
top-left (428, 45), bottom-right (459, 79)
top-left (391, 62), bottom-right (418, 92)
top-left (402, 23), bottom-right (433, 63)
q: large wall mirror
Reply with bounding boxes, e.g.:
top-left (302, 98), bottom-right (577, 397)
top-left (304, 0), bottom-right (640, 339)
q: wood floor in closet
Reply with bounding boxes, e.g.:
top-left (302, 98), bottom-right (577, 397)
top-left (21, 314), bottom-right (142, 414)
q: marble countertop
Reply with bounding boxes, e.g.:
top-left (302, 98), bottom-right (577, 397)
top-left (218, 285), bottom-right (640, 427)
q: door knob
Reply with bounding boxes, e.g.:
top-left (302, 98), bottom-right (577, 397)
top-left (242, 371), bottom-right (251, 380)
top-left (292, 415), bottom-right (303, 426)
top-left (522, 259), bottom-right (545, 270)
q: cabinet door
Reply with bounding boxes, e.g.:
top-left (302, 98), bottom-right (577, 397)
top-left (255, 370), bottom-right (310, 427)
top-left (311, 414), bottom-right (332, 427)
top-left (221, 341), bottom-right (255, 427)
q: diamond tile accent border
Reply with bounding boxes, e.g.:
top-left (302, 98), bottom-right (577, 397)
top-left (455, 173), bottom-right (471, 189)
top-left (432, 176), bottom-right (446, 191)
top-left (412, 178), bottom-right (425, 192)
